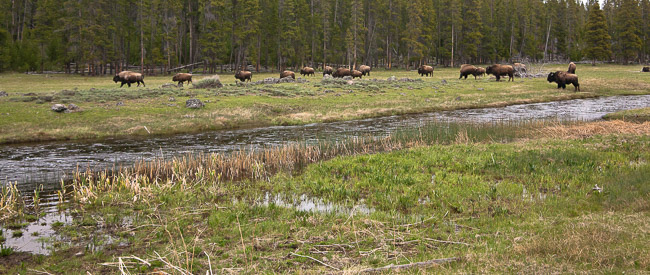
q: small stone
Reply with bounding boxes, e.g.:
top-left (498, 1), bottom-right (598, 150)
top-left (387, 76), bottom-right (397, 82)
top-left (169, 96), bottom-right (176, 102)
top-left (513, 237), bottom-right (523, 242)
top-left (441, 79), bottom-right (448, 84)
top-left (0, 91), bottom-right (8, 97)
top-left (477, 88), bottom-right (484, 91)
top-left (324, 89), bottom-right (335, 93)
top-left (116, 101), bottom-right (124, 106)
top-left (322, 74), bottom-right (333, 80)
top-left (342, 76), bottom-right (353, 80)
top-left (455, 96), bottom-right (461, 101)
top-left (51, 104), bottom-right (67, 112)
top-left (67, 104), bottom-right (80, 111)
top-left (347, 80), bottom-right (354, 85)
top-left (185, 99), bottom-right (205, 109)
top-left (400, 93), bottom-right (407, 96)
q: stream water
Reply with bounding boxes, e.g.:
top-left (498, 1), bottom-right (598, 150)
top-left (2, 95), bottom-right (649, 193)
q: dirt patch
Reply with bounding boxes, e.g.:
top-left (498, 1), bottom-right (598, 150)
top-left (0, 252), bottom-right (33, 270)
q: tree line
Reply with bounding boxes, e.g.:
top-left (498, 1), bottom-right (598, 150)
top-left (0, 0), bottom-right (649, 75)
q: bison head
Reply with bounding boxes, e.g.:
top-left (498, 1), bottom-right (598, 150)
top-left (547, 72), bottom-right (557, 83)
top-left (485, 65), bottom-right (496, 75)
top-left (113, 75), bottom-right (121, 83)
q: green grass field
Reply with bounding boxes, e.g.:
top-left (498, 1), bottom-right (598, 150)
top-left (1, 64), bottom-right (648, 144)
top-left (604, 107), bottom-right (650, 122)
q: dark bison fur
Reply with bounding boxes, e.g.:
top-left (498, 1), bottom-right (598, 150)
top-left (359, 65), bottom-right (371, 76)
top-left (547, 71), bottom-right (580, 91)
top-left (280, 70), bottom-right (295, 79)
top-left (642, 66), bottom-right (649, 72)
top-left (172, 73), bottom-right (193, 85)
top-left (485, 64), bottom-right (514, 82)
top-left (235, 71), bottom-right (253, 82)
top-left (418, 65), bottom-right (434, 77)
top-left (459, 64), bottom-right (479, 80)
top-left (323, 66), bottom-right (334, 76)
top-left (332, 68), bottom-right (351, 78)
top-left (568, 62), bottom-right (576, 74)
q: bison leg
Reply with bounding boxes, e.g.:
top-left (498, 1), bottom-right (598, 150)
top-left (496, 75), bottom-right (501, 82)
top-left (141, 80), bottom-right (145, 87)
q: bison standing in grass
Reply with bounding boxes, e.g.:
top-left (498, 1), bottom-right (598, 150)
top-left (459, 64), bottom-right (479, 80)
top-left (113, 71), bottom-right (145, 88)
top-left (642, 66), bottom-right (649, 72)
top-left (568, 62), bottom-right (577, 74)
top-left (323, 66), bottom-right (334, 76)
top-left (547, 71), bottom-right (580, 91)
top-left (474, 67), bottom-right (486, 78)
top-left (418, 65), bottom-right (434, 77)
top-left (332, 68), bottom-right (351, 78)
top-left (235, 70), bottom-right (252, 82)
top-left (300, 67), bottom-right (315, 77)
top-left (359, 65), bottom-right (371, 76)
top-left (172, 73), bottom-right (193, 86)
top-left (280, 70), bottom-right (295, 79)
top-left (351, 70), bottom-right (363, 79)
top-left (485, 64), bottom-right (514, 82)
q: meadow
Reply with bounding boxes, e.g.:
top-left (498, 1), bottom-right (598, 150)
top-left (0, 64), bottom-right (648, 144)
top-left (1, 118), bottom-right (649, 273)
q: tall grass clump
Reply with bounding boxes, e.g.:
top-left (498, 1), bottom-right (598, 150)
top-left (192, 76), bottom-right (223, 89)
top-left (0, 183), bottom-right (23, 222)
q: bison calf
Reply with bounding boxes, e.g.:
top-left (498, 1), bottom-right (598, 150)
top-left (173, 73), bottom-right (193, 86)
top-left (323, 66), bottom-right (334, 76)
top-left (418, 65), bottom-right (434, 77)
top-left (547, 71), bottom-right (580, 92)
top-left (567, 62), bottom-right (576, 74)
top-left (359, 65), bottom-right (371, 76)
top-left (459, 64), bottom-right (479, 80)
top-left (351, 70), bottom-right (363, 79)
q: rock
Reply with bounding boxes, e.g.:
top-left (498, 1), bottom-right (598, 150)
top-left (116, 101), bottom-right (124, 106)
top-left (347, 80), bottom-right (354, 85)
top-left (279, 77), bottom-right (295, 83)
top-left (51, 104), bottom-right (67, 113)
top-left (67, 104), bottom-right (80, 111)
top-left (60, 90), bottom-right (76, 96)
top-left (441, 79), bottom-right (448, 84)
top-left (324, 89), bottom-right (335, 93)
top-left (185, 99), bottom-right (205, 109)
top-left (162, 83), bottom-right (177, 88)
top-left (23, 93), bottom-right (37, 96)
top-left (169, 96), bottom-right (176, 102)
top-left (322, 74), bottom-right (333, 80)
top-left (387, 76), bottom-right (397, 82)
top-left (38, 96), bottom-right (54, 102)
top-left (264, 77), bottom-right (279, 84)
top-left (0, 91), bottom-right (7, 97)
top-left (167, 103), bottom-right (177, 107)
top-left (400, 93), bottom-right (407, 96)
top-left (477, 88), bottom-right (484, 91)
top-left (342, 76), bottom-right (353, 80)
top-left (455, 96), bottom-right (461, 101)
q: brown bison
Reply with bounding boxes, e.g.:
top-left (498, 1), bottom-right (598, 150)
top-left (418, 65), bottom-right (434, 77)
top-left (280, 70), bottom-right (295, 79)
top-left (323, 66), bottom-right (334, 76)
top-left (567, 62), bottom-right (576, 74)
top-left (235, 70), bottom-right (252, 82)
top-left (547, 71), bottom-right (580, 91)
top-left (332, 68), bottom-right (351, 78)
top-left (351, 70), bottom-right (363, 79)
top-left (172, 73), bottom-right (193, 85)
top-left (459, 65), bottom-right (479, 80)
top-left (485, 64), bottom-right (514, 82)
top-left (113, 71), bottom-right (145, 88)
top-left (359, 65), bottom-right (371, 76)
top-left (300, 67), bottom-right (315, 77)
top-left (474, 67), bottom-right (486, 78)
top-left (642, 66), bottom-right (649, 72)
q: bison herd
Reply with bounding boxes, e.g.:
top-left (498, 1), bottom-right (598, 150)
top-left (113, 61), bottom-right (633, 93)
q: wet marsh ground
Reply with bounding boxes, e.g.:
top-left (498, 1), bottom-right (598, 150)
top-left (1, 64), bottom-right (649, 144)
top-left (1, 119), bottom-right (649, 273)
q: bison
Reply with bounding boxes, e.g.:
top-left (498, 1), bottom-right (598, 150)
top-left (474, 67), bottom-right (486, 78)
top-left (280, 70), bottom-right (295, 79)
top-left (359, 65), bottom-right (371, 76)
top-left (113, 71), bottom-right (145, 88)
top-left (235, 70), bottom-right (252, 82)
top-left (332, 68), bottom-right (351, 78)
top-left (485, 64), bottom-right (514, 82)
top-left (642, 66), bottom-right (649, 72)
top-left (323, 66), bottom-right (334, 76)
top-left (172, 73), bottom-right (193, 86)
top-left (351, 70), bottom-right (363, 79)
top-left (300, 67), bottom-right (315, 77)
top-left (418, 65), bottom-right (434, 77)
top-left (567, 62), bottom-right (576, 74)
top-left (459, 64), bottom-right (479, 80)
top-left (547, 71), bottom-right (580, 92)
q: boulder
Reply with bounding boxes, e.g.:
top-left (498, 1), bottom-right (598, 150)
top-left (342, 76), bottom-right (353, 81)
top-left (322, 74), bottom-right (333, 80)
top-left (0, 91), bottom-right (8, 97)
top-left (186, 99), bottom-right (205, 109)
top-left (279, 77), bottom-right (295, 83)
top-left (67, 104), bottom-right (80, 111)
top-left (387, 76), bottom-right (397, 82)
top-left (51, 104), bottom-right (67, 113)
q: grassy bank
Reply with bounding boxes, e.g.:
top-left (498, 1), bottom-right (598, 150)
top-left (0, 64), bottom-right (648, 144)
top-left (1, 120), bottom-right (649, 273)
top-left (604, 107), bottom-right (650, 122)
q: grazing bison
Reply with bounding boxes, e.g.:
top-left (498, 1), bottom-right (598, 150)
top-left (172, 73), bottom-right (193, 86)
top-left (300, 67), bottom-right (315, 77)
top-left (418, 65), bottom-right (434, 77)
top-left (280, 70), bottom-right (295, 79)
top-left (235, 70), bottom-right (252, 82)
top-left (323, 66), bottom-right (334, 76)
top-left (113, 71), bottom-right (145, 88)
top-left (351, 70), bottom-right (363, 79)
top-left (474, 67), bottom-right (486, 78)
top-left (332, 68), bottom-right (352, 78)
top-left (567, 62), bottom-right (576, 74)
top-left (459, 65), bottom-right (479, 80)
top-left (547, 71), bottom-right (580, 91)
top-left (642, 66), bottom-right (649, 72)
top-left (359, 65), bottom-right (371, 76)
top-left (485, 64), bottom-right (514, 82)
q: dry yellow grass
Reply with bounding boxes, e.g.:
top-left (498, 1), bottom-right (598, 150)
top-left (538, 120), bottom-right (650, 139)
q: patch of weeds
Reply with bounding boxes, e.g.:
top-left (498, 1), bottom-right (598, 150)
top-left (5, 222), bottom-right (29, 230)
top-left (12, 231), bottom-right (23, 237)
top-left (24, 215), bottom-right (37, 222)
top-left (51, 221), bottom-right (64, 228)
top-left (0, 235), bottom-right (5, 243)
top-left (0, 246), bottom-right (14, 257)
top-left (79, 216), bottom-right (97, 226)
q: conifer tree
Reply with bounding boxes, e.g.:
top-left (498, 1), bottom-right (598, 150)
top-left (584, 2), bottom-right (612, 65)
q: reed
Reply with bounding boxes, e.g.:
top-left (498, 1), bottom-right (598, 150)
top-left (0, 182), bottom-right (23, 222)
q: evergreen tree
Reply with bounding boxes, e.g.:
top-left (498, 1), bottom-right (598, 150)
top-left (584, 2), bottom-right (612, 65)
top-left (616, 0), bottom-right (642, 63)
